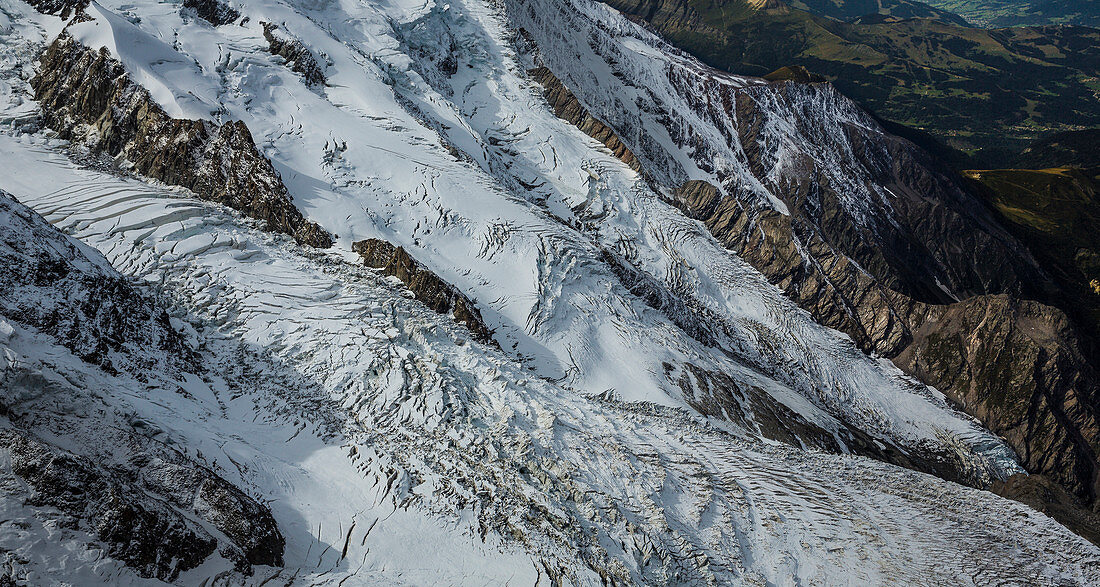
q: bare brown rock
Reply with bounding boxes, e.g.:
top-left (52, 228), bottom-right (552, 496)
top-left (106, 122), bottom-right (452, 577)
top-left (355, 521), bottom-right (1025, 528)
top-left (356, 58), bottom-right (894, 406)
top-left (895, 295), bottom-right (1100, 505)
top-left (669, 179), bottom-right (915, 358)
top-left (674, 172), bottom-right (1100, 507)
top-left (353, 239), bottom-right (494, 344)
top-left (528, 67), bottom-right (642, 173)
top-left (32, 34), bottom-right (331, 248)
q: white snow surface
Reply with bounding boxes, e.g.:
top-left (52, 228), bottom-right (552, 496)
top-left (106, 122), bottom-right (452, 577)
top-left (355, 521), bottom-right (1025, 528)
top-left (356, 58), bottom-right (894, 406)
top-left (2, 134), bottom-right (1099, 586)
top-left (0, 0), bottom-right (1096, 583)
top-left (2, 0), bottom-right (1019, 459)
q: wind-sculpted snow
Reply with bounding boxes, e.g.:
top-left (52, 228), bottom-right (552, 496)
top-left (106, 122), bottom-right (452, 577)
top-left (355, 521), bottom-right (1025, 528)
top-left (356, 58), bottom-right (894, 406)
top-left (0, 0), bottom-right (1097, 581)
top-left (1, 135), bottom-right (1099, 584)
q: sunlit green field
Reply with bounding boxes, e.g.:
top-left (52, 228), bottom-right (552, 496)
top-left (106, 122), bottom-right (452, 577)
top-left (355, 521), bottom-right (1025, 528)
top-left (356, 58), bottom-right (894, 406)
top-left (924, 0), bottom-right (1100, 28)
top-left (603, 0), bottom-right (1100, 166)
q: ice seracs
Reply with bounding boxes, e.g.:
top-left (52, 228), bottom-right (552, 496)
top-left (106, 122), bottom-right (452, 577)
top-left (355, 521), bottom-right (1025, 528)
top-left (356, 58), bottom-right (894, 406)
top-left (0, 0), bottom-right (1098, 583)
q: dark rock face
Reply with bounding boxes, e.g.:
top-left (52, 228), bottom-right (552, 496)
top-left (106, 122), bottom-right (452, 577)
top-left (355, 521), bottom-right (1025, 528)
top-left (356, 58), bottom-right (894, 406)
top-left (3, 430), bottom-right (218, 581)
top-left (31, 34), bottom-right (331, 248)
top-left (353, 239), bottom-right (494, 344)
top-left (668, 178), bottom-right (915, 358)
top-left (262, 22), bottom-right (326, 87)
top-left (669, 362), bottom-right (843, 452)
top-left (693, 80), bottom-right (1038, 331)
top-left (2, 431), bottom-right (285, 577)
top-left (895, 295), bottom-right (1100, 505)
top-left (600, 248), bottom-right (718, 348)
top-left (183, 0), bottom-right (240, 26)
top-left (0, 190), bottom-right (194, 375)
top-left (142, 460), bottom-right (285, 566)
top-left (22, 0), bottom-right (88, 18)
top-left (664, 94), bottom-right (1100, 508)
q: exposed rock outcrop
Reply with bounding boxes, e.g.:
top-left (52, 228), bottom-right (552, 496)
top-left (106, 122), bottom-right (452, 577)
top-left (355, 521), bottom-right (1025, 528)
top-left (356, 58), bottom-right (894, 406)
top-left (670, 361), bottom-right (1005, 488)
top-left (669, 178), bottom-right (915, 358)
top-left (0, 190), bottom-right (194, 375)
top-left (718, 81), bottom-right (1038, 326)
top-left (262, 22), bottom-right (326, 87)
top-left (671, 181), bottom-right (1100, 504)
top-left (31, 34), bottom-right (331, 248)
top-left (1, 430), bottom-right (285, 578)
top-left (2, 430), bottom-right (215, 581)
top-left (23, 0), bottom-right (88, 18)
top-left (183, 0), bottom-right (240, 26)
top-left (353, 239), bottom-right (494, 344)
top-left (895, 295), bottom-right (1100, 504)
top-left (141, 459), bottom-right (284, 566)
top-left (528, 67), bottom-right (642, 173)
top-left (600, 248), bottom-right (718, 347)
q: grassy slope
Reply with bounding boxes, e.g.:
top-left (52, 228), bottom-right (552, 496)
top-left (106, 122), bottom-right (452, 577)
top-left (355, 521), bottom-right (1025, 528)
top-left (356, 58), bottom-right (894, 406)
top-left (790, 0), bottom-right (970, 24)
top-left (1014, 129), bottom-right (1100, 168)
top-left (964, 167), bottom-right (1100, 327)
top-left (606, 0), bottom-right (1100, 166)
top-left (925, 0), bottom-right (1100, 28)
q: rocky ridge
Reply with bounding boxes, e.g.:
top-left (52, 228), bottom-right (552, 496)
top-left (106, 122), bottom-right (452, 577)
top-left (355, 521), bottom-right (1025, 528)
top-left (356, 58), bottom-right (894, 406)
top-left (1, 430), bottom-right (218, 581)
top-left (353, 238), bottom-right (494, 344)
top-left (0, 189), bottom-right (285, 579)
top-left (31, 33), bottom-right (331, 248)
top-left (22, 0), bottom-right (87, 19)
top-left (183, 0), bottom-right (240, 26)
top-left (262, 22), bottom-right (326, 87)
top-left (511, 0), bottom-right (1100, 509)
top-left (528, 67), bottom-right (642, 173)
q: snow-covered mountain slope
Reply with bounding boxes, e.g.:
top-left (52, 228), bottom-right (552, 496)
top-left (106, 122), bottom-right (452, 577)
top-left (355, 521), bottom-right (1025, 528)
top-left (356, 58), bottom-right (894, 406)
top-left (514, 0), bottom-right (1100, 510)
top-left (0, 189), bottom-right (277, 580)
top-left (0, 0), bottom-right (1098, 582)
top-left (2, 0), bottom-right (1027, 473)
top-left (1, 137), bottom-right (1099, 585)
top-left (509, 0), bottom-right (1042, 352)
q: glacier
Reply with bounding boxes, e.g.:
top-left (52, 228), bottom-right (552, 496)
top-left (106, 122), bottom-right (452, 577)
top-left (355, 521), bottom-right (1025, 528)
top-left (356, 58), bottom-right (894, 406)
top-left (0, 0), bottom-right (1097, 583)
